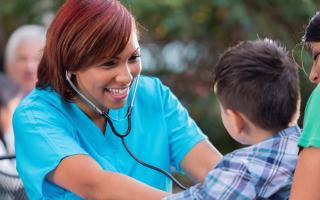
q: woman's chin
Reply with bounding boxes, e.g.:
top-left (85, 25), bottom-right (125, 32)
top-left (103, 100), bottom-right (128, 111)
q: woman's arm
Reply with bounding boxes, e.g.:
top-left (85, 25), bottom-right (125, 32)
top-left (46, 154), bottom-right (171, 200)
top-left (290, 147), bottom-right (320, 200)
top-left (180, 139), bottom-right (222, 184)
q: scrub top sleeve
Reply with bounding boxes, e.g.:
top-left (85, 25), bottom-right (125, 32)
top-left (159, 81), bottom-right (207, 172)
top-left (299, 84), bottom-right (320, 148)
top-left (13, 103), bottom-right (89, 199)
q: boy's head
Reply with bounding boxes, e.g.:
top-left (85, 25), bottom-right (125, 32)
top-left (213, 39), bottom-right (300, 143)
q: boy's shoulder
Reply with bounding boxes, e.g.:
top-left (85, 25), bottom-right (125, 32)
top-left (165, 126), bottom-right (301, 200)
top-left (224, 125), bottom-right (301, 167)
top-left (212, 125), bottom-right (301, 184)
top-left (202, 125), bottom-right (301, 199)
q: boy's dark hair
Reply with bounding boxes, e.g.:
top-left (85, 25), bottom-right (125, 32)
top-left (213, 39), bottom-right (300, 132)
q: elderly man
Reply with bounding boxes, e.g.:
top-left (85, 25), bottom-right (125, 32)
top-left (4, 25), bottom-right (46, 96)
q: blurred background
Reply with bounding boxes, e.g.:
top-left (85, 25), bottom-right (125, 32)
top-left (0, 0), bottom-right (319, 193)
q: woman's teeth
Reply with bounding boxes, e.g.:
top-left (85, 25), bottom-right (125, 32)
top-left (106, 88), bottom-right (128, 95)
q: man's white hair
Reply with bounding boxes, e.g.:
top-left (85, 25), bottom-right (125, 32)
top-left (5, 25), bottom-right (46, 62)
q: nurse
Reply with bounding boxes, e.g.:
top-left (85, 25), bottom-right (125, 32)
top-left (13, 0), bottom-right (222, 199)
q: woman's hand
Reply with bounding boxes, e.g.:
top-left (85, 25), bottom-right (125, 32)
top-left (180, 139), bottom-right (222, 184)
top-left (290, 147), bottom-right (320, 200)
top-left (46, 154), bottom-right (171, 200)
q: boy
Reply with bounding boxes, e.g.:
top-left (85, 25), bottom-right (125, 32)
top-left (164, 39), bottom-right (301, 200)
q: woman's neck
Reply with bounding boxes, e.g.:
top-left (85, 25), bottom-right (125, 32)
top-left (74, 96), bottom-right (108, 134)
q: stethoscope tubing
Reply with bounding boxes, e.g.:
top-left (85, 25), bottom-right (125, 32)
top-left (66, 71), bottom-right (187, 190)
top-left (103, 110), bottom-right (187, 190)
top-left (121, 137), bottom-right (187, 190)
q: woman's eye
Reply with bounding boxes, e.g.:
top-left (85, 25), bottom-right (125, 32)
top-left (313, 52), bottom-right (320, 61)
top-left (129, 54), bottom-right (141, 61)
top-left (102, 61), bottom-right (115, 67)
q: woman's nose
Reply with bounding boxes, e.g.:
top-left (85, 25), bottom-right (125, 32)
top-left (309, 64), bottom-right (319, 83)
top-left (115, 64), bottom-right (132, 84)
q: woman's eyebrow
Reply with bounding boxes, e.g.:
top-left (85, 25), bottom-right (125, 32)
top-left (131, 47), bottom-right (140, 55)
top-left (112, 47), bottom-right (140, 59)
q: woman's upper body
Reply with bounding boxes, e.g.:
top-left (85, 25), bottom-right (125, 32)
top-left (13, 0), bottom-right (222, 199)
top-left (298, 83), bottom-right (320, 148)
top-left (290, 12), bottom-right (320, 200)
top-left (290, 84), bottom-right (320, 200)
top-left (13, 76), bottom-right (216, 199)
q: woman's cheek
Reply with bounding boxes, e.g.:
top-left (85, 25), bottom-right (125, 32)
top-left (133, 61), bottom-right (142, 75)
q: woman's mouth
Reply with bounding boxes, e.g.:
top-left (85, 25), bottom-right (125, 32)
top-left (105, 87), bottom-right (129, 100)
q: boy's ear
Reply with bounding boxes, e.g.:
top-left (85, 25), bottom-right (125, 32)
top-left (226, 109), bottom-right (244, 134)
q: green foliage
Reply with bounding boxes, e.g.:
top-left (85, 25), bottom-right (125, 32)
top-left (0, 0), bottom-right (318, 160)
top-left (0, 0), bottom-right (65, 37)
top-left (118, 0), bottom-right (319, 154)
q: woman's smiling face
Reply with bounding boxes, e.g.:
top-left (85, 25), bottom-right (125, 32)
top-left (309, 42), bottom-right (320, 83)
top-left (73, 32), bottom-right (141, 111)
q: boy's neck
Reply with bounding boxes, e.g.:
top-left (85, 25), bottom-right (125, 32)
top-left (244, 125), bottom-right (287, 145)
top-left (248, 129), bottom-right (275, 145)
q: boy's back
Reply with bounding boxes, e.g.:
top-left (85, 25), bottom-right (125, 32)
top-left (163, 39), bottom-right (301, 200)
top-left (165, 126), bottom-right (300, 200)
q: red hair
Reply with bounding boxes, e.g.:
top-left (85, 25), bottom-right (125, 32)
top-left (36, 0), bottom-right (136, 101)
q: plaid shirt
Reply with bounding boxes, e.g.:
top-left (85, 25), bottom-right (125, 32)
top-left (164, 125), bottom-right (301, 200)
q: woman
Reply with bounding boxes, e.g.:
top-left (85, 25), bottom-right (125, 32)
top-left (290, 12), bottom-right (320, 199)
top-left (13, 0), bottom-right (222, 199)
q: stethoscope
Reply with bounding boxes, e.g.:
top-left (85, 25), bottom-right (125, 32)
top-left (66, 71), bottom-right (187, 190)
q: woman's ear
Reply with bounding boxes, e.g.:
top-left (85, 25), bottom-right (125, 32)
top-left (226, 109), bottom-right (244, 134)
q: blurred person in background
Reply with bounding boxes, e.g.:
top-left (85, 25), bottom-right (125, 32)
top-left (0, 72), bottom-right (21, 174)
top-left (4, 25), bottom-right (46, 97)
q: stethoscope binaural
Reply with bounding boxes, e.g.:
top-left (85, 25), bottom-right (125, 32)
top-left (66, 71), bottom-right (187, 190)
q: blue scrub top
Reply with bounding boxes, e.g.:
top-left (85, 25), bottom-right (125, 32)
top-left (13, 76), bottom-right (207, 199)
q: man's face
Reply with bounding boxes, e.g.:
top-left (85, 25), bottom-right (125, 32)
top-left (6, 40), bottom-right (43, 95)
